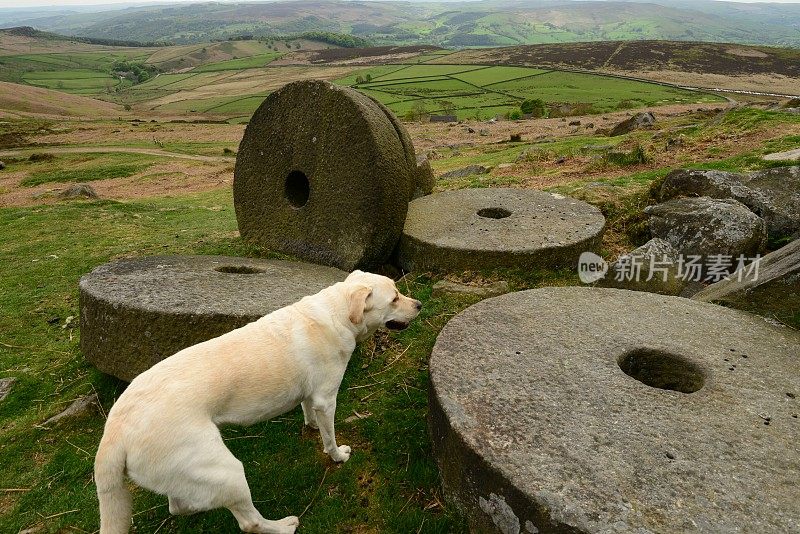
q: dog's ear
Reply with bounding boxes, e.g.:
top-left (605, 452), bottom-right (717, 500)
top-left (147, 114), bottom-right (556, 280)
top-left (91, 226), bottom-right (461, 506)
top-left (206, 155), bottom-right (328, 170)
top-left (348, 285), bottom-right (372, 325)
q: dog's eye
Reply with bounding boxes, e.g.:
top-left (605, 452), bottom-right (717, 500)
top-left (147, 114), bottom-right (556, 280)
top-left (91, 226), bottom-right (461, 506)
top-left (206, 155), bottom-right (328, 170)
top-left (392, 294), bottom-right (400, 303)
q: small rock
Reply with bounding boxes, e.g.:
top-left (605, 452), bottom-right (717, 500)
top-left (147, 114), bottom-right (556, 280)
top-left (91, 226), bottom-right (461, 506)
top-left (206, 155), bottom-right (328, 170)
top-left (569, 120), bottom-right (581, 126)
top-left (432, 280), bottom-right (510, 298)
top-left (0, 377), bottom-right (16, 402)
top-left (509, 133), bottom-right (522, 142)
top-left (0, 160), bottom-right (5, 170)
top-left (59, 184), bottom-right (98, 200)
top-left (555, 156), bottom-right (566, 164)
top-left (439, 165), bottom-right (490, 179)
top-left (763, 148), bottom-right (800, 162)
top-left (413, 154), bottom-right (435, 198)
top-left (497, 163), bottom-right (514, 169)
top-left (467, 127), bottom-right (476, 133)
top-left (665, 136), bottom-right (684, 150)
top-left (782, 97), bottom-right (800, 108)
top-left (609, 112), bottom-right (656, 136)
top-left (42, 394), bottom-right (98, 426)
top-left (479, 129), bottom-right (490, 136)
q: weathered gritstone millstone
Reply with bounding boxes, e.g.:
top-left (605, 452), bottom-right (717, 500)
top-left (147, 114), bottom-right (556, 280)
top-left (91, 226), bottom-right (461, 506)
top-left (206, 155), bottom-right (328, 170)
top-left (80, 255), bottom-right (346, 381)
top-left (430, 287), bottom-right (800, 534)
top-left (234, 79), bottom-right (424, 271)
top-left (398, 188), bottom-right (605, 272)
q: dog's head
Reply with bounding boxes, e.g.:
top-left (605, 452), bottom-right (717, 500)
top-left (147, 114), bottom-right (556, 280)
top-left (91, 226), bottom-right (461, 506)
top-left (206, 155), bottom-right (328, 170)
top-left (344, 270), bottom-right (422, 336)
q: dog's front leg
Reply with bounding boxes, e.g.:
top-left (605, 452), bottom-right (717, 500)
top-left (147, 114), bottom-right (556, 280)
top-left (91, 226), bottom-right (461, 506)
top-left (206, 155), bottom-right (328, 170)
top-left (312, 397), bottom-right (350, 463)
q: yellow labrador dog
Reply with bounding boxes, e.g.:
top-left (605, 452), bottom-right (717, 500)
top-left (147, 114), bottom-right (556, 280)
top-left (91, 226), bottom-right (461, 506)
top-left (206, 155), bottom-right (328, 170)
top-left (94, 270), bottom-right (421, 534)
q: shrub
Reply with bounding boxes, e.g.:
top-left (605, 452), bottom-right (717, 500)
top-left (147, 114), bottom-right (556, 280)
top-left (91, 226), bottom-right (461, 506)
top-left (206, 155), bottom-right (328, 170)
top-left (507, 110), bottom-right (522, 120)
top-left (604, 145), bottom-right (649, 166)
top-left (520, 98), bottom-right (546, 118)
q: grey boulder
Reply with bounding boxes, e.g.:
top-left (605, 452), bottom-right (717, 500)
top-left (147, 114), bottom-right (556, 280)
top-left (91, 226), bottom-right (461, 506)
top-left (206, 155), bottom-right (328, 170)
top-left (59, 184), bottom-right (98, 200)
top-left (608, 111), bottom-right (656, 136)
top-left (658, 167), bottom-right (800, 242)
top-left (645, 197), bottom-right (766, 264)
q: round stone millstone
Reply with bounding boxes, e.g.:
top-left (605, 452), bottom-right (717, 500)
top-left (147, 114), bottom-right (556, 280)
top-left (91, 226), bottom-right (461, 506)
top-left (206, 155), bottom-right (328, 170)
top-left (79, 255), bottom-right (346, 381)
top-left (430, 287), bottom-right (800, 534)
top-left (398, 188), bottom-right (605, 272)
top-left (234, 79), bottom-right (422, 271)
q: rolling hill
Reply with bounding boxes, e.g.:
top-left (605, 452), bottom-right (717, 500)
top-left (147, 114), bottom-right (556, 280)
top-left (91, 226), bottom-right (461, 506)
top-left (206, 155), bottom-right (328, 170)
top-left (3, 0), bottom-right (799, 48)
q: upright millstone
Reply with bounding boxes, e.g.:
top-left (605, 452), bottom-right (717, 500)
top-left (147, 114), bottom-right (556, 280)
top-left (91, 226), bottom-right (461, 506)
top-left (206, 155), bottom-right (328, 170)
top-left (398, 188), bottom-right (605, 272)
top-left (234, 80), bottom-right (423, 271)
top-left (430, 286), bottom-right (800, 533)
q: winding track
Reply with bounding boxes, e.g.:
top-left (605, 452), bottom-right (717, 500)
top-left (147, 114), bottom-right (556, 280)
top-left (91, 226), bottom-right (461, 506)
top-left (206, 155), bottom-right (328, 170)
top-left (0, 146), bottom-right (232, 163)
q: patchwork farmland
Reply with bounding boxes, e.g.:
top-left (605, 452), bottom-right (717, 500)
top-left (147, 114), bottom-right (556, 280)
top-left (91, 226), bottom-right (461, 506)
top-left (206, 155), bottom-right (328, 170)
top-left (336, 60), bottom-right (721, 120)
top-left (0, 33), bottom-right (726, 122)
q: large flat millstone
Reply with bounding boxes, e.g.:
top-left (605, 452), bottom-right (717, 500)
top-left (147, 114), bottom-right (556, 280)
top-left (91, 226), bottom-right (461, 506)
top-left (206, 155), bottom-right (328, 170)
top-left (234, 79), bottom-right (420, 271)
top-left (430, 287), bottom-right (800, 533)
top-left (79, 255), bottom-right (346, 381)
top-left (398, 188), bottom-right (605, 272)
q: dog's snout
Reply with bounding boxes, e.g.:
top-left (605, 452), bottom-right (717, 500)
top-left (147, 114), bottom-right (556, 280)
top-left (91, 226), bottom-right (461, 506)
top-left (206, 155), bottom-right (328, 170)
top-left (414, 299), bottom-right (422, 311)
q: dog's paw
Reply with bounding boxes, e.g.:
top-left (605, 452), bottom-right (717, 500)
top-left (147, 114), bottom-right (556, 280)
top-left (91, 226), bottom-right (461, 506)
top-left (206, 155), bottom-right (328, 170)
top-left (278, 515), bottom-right (299, 533)
top-left (330, 444), bottom-right (351, 463)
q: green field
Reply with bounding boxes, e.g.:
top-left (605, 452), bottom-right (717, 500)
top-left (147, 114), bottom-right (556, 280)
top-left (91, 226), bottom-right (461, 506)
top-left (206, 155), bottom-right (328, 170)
top-left (336, 64), bottom-right (725, 119)
top-left (21, 69), bottom-right (123, 93)
top-left (192, 52), bottom-right (283, 72)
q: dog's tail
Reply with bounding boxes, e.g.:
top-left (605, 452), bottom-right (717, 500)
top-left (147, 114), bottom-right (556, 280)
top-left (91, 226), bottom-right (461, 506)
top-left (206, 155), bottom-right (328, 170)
top-left (95, 426), bottom-right (131, 534)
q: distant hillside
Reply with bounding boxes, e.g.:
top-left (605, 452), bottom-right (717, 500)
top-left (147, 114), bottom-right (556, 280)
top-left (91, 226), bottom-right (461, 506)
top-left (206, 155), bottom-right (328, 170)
top-left (0, 26), bottom-right (165, 48)
top-left (436, 40), bottom-right (800, 77)
top-left (7, 0), bottom-right (800, 48)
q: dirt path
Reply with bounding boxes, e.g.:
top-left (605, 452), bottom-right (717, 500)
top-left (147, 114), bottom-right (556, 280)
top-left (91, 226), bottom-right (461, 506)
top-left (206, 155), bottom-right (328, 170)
top-left (0, 146), bottom-right (232, 163)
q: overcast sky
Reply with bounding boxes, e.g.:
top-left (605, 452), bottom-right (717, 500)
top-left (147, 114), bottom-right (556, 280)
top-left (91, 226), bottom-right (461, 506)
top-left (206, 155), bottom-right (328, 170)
top-left (2, 0), bottom-right (800, 10)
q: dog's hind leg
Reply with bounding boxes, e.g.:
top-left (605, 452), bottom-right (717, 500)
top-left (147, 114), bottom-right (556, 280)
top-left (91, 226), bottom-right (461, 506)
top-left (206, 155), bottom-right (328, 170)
top-left (155, 427), bottom-right (298, 533)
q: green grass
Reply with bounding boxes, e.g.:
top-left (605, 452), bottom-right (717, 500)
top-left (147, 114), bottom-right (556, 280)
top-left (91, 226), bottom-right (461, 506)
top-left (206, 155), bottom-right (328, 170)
top-left (15, 153), bottom-right (157, 187)
top-left (367, 64), bottom-right (485, 82)
top-left (452, 66), bottom-right (550, 86)
top-left (192, 52), bottom-right (283, 72)
top-left (21, 164), bottom-right (148, 187)
top-left (22, 70), bottom-right (121, 93)
top-left (0, 50), bottom-right (149, 88)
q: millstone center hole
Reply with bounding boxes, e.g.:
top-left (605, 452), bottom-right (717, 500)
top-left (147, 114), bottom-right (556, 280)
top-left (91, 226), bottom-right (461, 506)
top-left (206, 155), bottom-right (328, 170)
top-left (215, 265), bottom-right (264, 274)
top-left (618, 349), bottom-right (704, 394)
top-left (478, 207), bottom-right (511, 219)
top-left (284, 170), bottom-right (310, 208)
